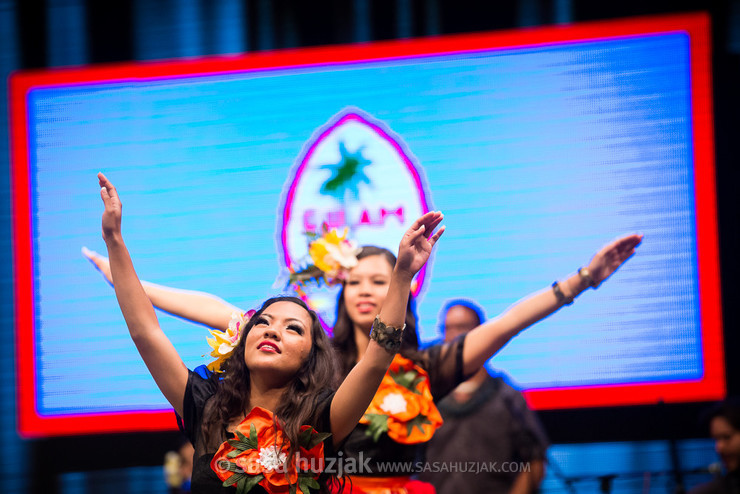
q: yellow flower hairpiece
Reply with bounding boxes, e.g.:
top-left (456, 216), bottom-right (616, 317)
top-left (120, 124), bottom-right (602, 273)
top-left (206, 310), bottom-right (255, 373)
top-left (290, 225), bottom-right (362, 288)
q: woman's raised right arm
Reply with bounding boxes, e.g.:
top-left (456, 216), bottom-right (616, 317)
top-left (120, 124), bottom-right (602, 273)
top-left (460, 233), bottom-right (642, 376)
top-left (98, 172), bottom-right (189, 417)
top-left (83, 247), bottom-right (239, 331)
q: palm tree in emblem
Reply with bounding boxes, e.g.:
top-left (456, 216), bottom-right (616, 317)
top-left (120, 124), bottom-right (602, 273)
top-left (320, 141), bottom-right (372, 201)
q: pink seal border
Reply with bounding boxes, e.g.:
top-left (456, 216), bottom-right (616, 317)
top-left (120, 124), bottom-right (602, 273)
top-left (278, 109), bottom-right (432, 297)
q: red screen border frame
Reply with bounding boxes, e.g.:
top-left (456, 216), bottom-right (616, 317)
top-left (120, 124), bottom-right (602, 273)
top-left (10, 12), bottom-right (723, 437)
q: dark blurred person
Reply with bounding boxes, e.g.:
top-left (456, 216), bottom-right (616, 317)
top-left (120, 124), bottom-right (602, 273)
top-left (165, 439), bottom-right (194, 494)
top-left (690, 399), bottom-right (740, 494)
top-left (419, 300), bottom-right (549, 494)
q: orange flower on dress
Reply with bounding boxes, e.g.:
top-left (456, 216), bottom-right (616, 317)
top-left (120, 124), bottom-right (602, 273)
top-left (359, 355), bottom-right (443, 445)
top-left (211, 406), bottom-right (330, 494)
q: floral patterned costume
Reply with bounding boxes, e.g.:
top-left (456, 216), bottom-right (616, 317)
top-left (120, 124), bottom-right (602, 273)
top-left (336, 335), bottom-right (468, 494)
top-left (179, 334), bottom-right (467, 494)
top-left (179, 370), bottom-right (335, 494)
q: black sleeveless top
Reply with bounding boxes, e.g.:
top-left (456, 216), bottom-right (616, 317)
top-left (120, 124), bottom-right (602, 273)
top-left (179, 370), bottom-right (335, 493)
top-left (339, 334), bottom-right (468, 477)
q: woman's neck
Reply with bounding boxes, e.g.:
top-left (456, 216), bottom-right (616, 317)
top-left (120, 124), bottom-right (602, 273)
top-left (248, 375), bottom-right (289, 413)
top-left (353, 324), bottom-right (371, 363)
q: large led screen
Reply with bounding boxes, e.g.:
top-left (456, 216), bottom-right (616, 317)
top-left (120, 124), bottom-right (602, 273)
top-left (11, 13), bottom-right (724, 437)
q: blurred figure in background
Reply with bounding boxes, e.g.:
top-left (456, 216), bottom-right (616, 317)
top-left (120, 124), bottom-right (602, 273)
top-left (164, 439), bottom-right (194, 494)
top-left (419, 300), bottom-right (549, 494)
top-left (690, 398), bottom-right (740, 494)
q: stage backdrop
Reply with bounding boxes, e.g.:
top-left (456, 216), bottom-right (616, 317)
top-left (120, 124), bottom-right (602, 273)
top-left (10, 13), bottom-right (724, 437)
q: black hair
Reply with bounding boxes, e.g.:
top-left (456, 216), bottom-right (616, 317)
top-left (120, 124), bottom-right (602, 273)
top-left (437, 298), bottom-right (487, 335)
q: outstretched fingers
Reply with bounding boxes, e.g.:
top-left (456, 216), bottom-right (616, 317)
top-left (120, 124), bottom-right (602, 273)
top-left (613, 234), bottom-right (643, 262)
top-left (98, 171), bottom-right (111, 188)
top-left (98, 173), bottom-right (119, 204)
top-left (395, 211), bottom-right (446, 275)
top-left (82, 246), bottom-right (99, 262)
top-left (408, 211), bottom-right (438, 232)
top-left (622, 234), bottom-right (643, 252)
top-left (592, 233), bottom-right (643, 282)
top-left (100, 185), bottom-right (112, 210)
top-left (406, 211), bottom-right (443, 242)
top-left (612, 233), bottom-right (641, 248)
top-left (98, 172), bottom-right (124, 242)
top-left (412, 211), bottom-right (445, 246)
top-left (406, 223), bottom-right (427, 244)
top-left (423, 213), bottom-right (444, 239)
top-left (428, 225), bottom-right (445, 247)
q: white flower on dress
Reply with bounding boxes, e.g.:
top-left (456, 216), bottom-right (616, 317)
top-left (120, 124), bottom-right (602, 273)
top-left (257, 446), bottom-right (287, 472)
top-left (379, 393), bottom-right (407, 415)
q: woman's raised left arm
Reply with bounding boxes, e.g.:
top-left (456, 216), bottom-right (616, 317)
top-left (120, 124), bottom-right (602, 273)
top-left (329, 212), bottom-right (445, 446)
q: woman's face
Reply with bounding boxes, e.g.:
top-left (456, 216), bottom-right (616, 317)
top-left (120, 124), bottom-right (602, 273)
top-left (443, 305), bottom-right (480, 342)
top-left (243, 301), bottom-right (313, 380)
top-left (343, 255), bottom-right (394, 331)
top-left (711, 416), bottom-right (740, 472)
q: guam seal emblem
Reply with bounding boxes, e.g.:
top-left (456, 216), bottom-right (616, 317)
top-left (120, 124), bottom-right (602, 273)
top-left (277, 108), bottom-right (433, 327)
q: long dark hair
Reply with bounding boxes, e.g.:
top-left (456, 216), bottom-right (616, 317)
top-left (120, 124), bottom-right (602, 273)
top-left (202, 296), bottom-right (339, 462)
top-left (331, 246), bottom-right (419, 377)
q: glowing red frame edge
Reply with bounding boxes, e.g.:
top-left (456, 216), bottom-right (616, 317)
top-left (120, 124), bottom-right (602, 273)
top-left (10, 12), bottom-right (724, 437)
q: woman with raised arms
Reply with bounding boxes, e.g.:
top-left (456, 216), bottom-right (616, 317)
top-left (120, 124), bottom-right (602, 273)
top-left (87, 201), bottom-right (640, 493)
top-left (95, 172), bottom-right (444, 493)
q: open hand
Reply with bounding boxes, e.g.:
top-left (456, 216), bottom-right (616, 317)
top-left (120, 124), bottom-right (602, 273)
top-left (98, 172), bottom-right (122, 243)
top-left (587, 233), bottom-right (643, 286)
top-left (395, 211), bottom-right (445, 277)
